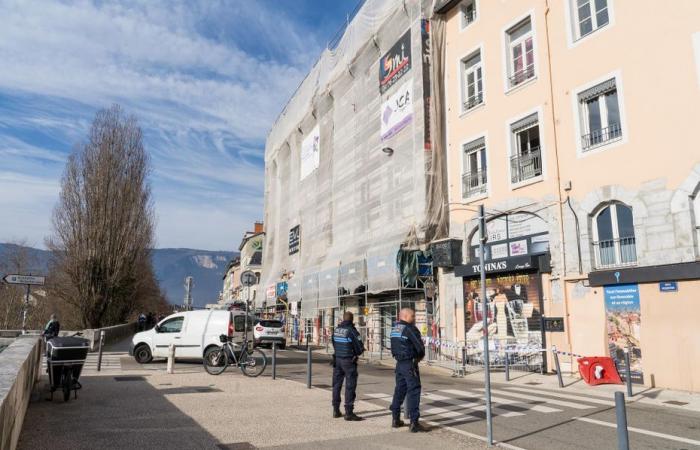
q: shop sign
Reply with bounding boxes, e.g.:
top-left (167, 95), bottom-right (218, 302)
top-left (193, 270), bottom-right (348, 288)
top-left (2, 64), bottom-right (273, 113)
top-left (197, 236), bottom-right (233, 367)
top-left (290, 301), bottom-right (298, 316)
top-left (659, 281), bottom-right (678, 292)
top-left (465, 255), bottom-right (535, 276)
top-left (604, 284), bottom-right (643, 383)
top-left (380, 78), bottom-right (413, 140)
top-left (276, 281), bottom-right (288, 297)
top-left (379, 29), bottom-right (411, 94)
top-left (289, 225), bottom-right (300, 255)
top-left (470, 213), bottom-right (549, 261)
top-left (300, 125), bottom-right (320, 180)
top-left (266, 285), bottom-right (276, 300)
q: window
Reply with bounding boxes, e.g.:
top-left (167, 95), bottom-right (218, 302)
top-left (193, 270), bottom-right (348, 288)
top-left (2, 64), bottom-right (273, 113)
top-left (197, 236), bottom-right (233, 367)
top-left (572, 0), bottom-right (609, 40)
top-left (461, 51), bottom-right (483, 111)
top-left (507, 18), bottom-right (535, 88)
top-left (462, 137), bottom-right (487, 198)
top-left (234, 315), bottom-right (256, 332)
top-left (593, 203), bottom-right (637, 268)
top-left (510, 114), bottom-right (542, 184)
top-left (578, 78), bottom-right (622, 151)
top-left (159, 317), bottom-right (184, 333)
top-left (460, 0), bottom-right (477, 29)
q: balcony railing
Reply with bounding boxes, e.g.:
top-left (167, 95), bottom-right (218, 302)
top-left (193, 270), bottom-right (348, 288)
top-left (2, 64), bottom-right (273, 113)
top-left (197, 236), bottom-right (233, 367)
top-left (508, 64), bottom-right (535, 88)
top-left (593, 236), bottom-right (637, 269)
top-left (582, 123), bottom-right (622, 151)
top-left (462, 169), bottom-right (487, 198)
top-left (463, 92), bottom-right (483, 111)
top-left (510, 147), bottom-right (542, 184)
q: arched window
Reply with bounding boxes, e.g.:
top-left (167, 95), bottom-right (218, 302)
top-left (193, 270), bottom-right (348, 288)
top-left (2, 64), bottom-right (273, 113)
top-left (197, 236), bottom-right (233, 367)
top-left (592, 203), bottom-right (637, 268)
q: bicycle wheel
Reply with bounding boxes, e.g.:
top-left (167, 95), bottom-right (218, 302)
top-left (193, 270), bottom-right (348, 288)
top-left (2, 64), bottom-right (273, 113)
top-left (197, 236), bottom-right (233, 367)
top-left (203, 346), bottom-right (228, 375)
top-left (61, 370), bottom-right (71, 402)
top-left (239, 347), bottom-right (267, 377)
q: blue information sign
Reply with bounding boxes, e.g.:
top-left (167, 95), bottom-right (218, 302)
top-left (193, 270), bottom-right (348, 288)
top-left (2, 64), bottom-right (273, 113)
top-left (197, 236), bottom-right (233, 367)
top-left (659, 281), bottom-right (678, 292)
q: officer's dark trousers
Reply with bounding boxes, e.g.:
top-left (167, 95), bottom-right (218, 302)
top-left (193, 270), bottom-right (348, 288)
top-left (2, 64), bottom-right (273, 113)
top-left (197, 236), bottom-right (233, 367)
top-left (332, 357), bottom-right (358, 413)
top-left (390, 359), bottom-right (421, 421)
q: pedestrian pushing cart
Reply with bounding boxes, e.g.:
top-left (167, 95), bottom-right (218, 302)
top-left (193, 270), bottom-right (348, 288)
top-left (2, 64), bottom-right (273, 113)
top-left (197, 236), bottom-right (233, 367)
top-left (46, 334), bottom-right (89, 402)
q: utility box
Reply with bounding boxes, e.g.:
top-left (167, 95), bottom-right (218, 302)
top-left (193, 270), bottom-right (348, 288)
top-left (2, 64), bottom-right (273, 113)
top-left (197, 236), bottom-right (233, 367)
top-left (430, 238), bottom-right (463, 268)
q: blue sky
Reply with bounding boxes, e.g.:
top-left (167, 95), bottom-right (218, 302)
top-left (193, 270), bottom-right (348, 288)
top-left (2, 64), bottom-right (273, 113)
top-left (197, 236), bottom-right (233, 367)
top-left (0, 0), bottom-right (359, 250)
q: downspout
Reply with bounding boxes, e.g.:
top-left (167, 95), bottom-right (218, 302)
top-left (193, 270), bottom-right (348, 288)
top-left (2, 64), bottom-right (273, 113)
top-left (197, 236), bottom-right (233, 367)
top-left (544, 1), bottom-right (574, 364)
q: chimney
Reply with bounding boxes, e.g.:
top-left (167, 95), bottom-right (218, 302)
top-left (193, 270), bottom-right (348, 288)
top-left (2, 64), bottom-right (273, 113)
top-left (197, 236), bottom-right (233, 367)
top-left (254, 221), bottom-right (264, 234)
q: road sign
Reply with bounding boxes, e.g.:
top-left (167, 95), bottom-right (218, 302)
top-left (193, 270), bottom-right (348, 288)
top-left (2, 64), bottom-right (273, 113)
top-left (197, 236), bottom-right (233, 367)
top-left (3, 274), bottom-right (45, 286)
top-left (240, 270), bottom-right (257, 287)
top-left (659, 281), bottom-right (678, 292)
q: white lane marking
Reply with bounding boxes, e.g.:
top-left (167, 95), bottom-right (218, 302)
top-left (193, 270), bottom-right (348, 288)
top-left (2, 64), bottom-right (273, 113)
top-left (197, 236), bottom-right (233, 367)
top-left (438, 389), bottom-right (561, 414)
top-left (575, 417), bottom-right (700, 446)
top-left (474, 388), bottom-right (594, 410)
top-left (504, 386), bottom-right (615, 406)
top-left (364, 392), bottom-right (392, 400)
top-left (424, 392), bottom-right (523, 418)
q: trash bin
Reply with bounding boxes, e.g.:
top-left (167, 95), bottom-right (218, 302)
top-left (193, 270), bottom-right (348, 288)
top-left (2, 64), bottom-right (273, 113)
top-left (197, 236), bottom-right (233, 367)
top-left (577, 356), bottom-right (623, 386)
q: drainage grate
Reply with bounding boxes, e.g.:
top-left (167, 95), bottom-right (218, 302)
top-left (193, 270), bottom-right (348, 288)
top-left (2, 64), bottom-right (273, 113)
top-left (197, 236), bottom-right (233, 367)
top-left (524, 382), bottom-right (542, 385)
top-left (114, 376), bottom-right (146, 382)
top-left (663, 400), bottom-right (688, 406)
top-left (218, 443), bottom-right (255, 450)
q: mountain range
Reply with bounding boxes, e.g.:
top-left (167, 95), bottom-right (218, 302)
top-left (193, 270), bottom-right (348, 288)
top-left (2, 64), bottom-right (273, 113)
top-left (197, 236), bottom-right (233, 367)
top-left (0, 243), bottom-right (236, 308)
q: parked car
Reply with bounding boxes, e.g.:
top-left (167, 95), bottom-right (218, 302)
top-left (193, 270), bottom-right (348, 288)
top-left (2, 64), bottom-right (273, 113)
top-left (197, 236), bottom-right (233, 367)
top-left (130, 309), bottom-right (256, 364)
top-left (253, 319), bottom-right (286, 349)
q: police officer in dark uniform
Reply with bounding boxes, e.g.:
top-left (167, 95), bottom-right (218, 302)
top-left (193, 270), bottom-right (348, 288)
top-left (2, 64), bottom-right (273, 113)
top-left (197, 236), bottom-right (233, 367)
top-left (390, 307), bottom-right (427, 432)
top-left (331, 311), bottom-right (364, 421)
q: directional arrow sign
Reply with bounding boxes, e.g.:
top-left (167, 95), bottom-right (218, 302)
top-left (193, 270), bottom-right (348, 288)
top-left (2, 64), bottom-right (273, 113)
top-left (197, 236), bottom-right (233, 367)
top-left (3, 274), bottom-right (45, 286)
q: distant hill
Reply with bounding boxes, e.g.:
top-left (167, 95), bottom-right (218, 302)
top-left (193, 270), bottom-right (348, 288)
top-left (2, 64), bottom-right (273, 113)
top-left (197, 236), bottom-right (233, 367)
top-left (0, 243), bottom-right (237, 308)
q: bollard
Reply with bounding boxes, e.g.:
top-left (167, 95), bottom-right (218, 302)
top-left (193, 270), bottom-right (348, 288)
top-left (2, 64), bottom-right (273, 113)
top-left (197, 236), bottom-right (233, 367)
top-left (306, 344), bottom-right (312, 389)
top-left (624, 348), bottom-right (633, 398)
top-left (96, 329), bottom-right (105, 372)
top-left (615, 392), bottom-right (630, 450)
top-left (504, 352), bottom-right (510, 382)
top-left (552, 346), bottom-right (564, 388)
top-left (167, 344), bottom-right (175, 374)
top-left (272, 342), bottom-right (277, 380)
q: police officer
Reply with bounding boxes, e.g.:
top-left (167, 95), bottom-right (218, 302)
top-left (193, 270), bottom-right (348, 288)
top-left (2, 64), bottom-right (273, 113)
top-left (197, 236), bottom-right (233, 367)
top-left (390, 307), bottom-right (427, 432)
top-left (331, 311), bottom-right (364, 421)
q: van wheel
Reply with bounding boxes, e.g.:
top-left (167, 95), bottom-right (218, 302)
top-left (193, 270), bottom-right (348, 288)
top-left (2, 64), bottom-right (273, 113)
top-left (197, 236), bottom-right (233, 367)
top-left (134, 344), bottom-right (152, 364)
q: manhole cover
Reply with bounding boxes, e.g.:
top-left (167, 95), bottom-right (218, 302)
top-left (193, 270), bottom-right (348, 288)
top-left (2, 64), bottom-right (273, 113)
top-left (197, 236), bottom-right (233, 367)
top-left (114, 376), bottom-right (145, 382)
top-left (663, 400), bottom-right (688, 406)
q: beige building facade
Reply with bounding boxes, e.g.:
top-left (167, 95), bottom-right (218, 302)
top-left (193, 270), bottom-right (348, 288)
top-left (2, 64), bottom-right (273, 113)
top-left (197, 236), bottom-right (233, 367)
top-left (436, 0), bottom-right (700, 392)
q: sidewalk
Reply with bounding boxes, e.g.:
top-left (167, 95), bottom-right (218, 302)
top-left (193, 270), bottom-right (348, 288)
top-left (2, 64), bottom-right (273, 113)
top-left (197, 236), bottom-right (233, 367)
top-left (19, 359), bottom-right (486, 449)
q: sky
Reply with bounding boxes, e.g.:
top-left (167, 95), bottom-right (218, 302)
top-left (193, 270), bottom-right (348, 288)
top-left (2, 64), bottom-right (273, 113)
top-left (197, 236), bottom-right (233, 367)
top-left (0, 0), bottom-right (360, 251)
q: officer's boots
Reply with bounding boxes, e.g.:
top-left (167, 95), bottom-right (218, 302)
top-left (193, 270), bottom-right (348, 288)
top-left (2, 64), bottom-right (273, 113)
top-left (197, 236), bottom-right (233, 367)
top-left (344, 410), bottom-right (364, 421)
top-left (391, 413), bottom-right (405, 428)
top-left (409, 420), bottom-right (428, 433)
top-left (333, 407), bottom-right (343, 418)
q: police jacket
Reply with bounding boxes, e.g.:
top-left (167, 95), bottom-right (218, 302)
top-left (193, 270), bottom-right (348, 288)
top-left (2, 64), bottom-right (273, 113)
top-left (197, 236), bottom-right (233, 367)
top-left (332, 320), bottom-right (364, 359)
top-left (390, 320), bottom-right (425, 362)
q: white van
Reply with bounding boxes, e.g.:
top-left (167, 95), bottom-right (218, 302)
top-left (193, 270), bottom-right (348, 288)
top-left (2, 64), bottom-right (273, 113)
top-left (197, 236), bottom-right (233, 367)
top-left (130, 309), bottom-right (257, 363)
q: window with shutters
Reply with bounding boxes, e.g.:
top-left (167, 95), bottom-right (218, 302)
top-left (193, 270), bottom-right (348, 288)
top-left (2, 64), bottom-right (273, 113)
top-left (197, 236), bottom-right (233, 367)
top-left (509, 113), bottom-right (542, 184)
top-left (506, 17), bottom-right (535, 89)
top-left (578, 77), bottom-right (623, 151)
top-left (461, 50), bottom-right (484, 112)
top-left (462, 137), bottom-right (487, 199)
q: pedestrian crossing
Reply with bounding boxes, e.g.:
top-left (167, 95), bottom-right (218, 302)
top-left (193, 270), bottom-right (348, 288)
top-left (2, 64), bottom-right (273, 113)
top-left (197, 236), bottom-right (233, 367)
top-left (42, 352), bottom-right (124, 373)
top-left (363, 385), bottom-right (602, 423)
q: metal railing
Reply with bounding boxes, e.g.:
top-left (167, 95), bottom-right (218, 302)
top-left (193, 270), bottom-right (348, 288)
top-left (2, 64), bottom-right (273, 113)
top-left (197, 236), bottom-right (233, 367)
top-left (508, 64), bottom-right (535, 88)
top-left (582, 123), bottom-right (622, 151)
top-left (510, 147), bottom-right (542, 184)
top-left (462, 169), bottom-right (487, 198)
top-left (593, 236), bottom-right (637, 269)
top-left (463, 92), bottom-right (483, 111)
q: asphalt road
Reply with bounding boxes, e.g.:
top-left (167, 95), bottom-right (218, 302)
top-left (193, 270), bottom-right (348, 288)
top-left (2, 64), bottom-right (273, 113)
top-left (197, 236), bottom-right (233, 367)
top-left (265, 348), bottom-right (700, 450)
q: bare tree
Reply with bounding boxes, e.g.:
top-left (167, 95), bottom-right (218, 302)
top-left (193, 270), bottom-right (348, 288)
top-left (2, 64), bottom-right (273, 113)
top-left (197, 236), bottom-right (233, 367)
top-left (47, 105), bottom-right (159, 328)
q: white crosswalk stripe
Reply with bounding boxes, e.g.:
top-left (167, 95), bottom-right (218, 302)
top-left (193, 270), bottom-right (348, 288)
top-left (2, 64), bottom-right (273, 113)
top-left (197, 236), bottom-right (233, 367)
top-left (502, 386), bottom-right (615, 406)
top-left (423, 392), bottom-right (524, 418)
top-left (439, 389), bottom-right (562, 414)
top-left (475, 388), bottom-right (595, 409)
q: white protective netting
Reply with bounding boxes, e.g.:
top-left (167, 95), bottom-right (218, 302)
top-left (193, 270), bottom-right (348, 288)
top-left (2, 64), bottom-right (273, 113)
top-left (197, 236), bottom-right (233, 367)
top-left (260, 0), bottom-right (442, 315)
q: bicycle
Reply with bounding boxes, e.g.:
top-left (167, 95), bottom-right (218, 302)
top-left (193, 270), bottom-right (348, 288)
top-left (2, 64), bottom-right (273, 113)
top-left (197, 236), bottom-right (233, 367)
top-left (203, 334), bottom-right (267, 377)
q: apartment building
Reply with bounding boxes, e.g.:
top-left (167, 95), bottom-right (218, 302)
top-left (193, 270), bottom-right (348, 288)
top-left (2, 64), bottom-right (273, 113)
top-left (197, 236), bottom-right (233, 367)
top-left (435, 0), bottom-right (700, 391)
